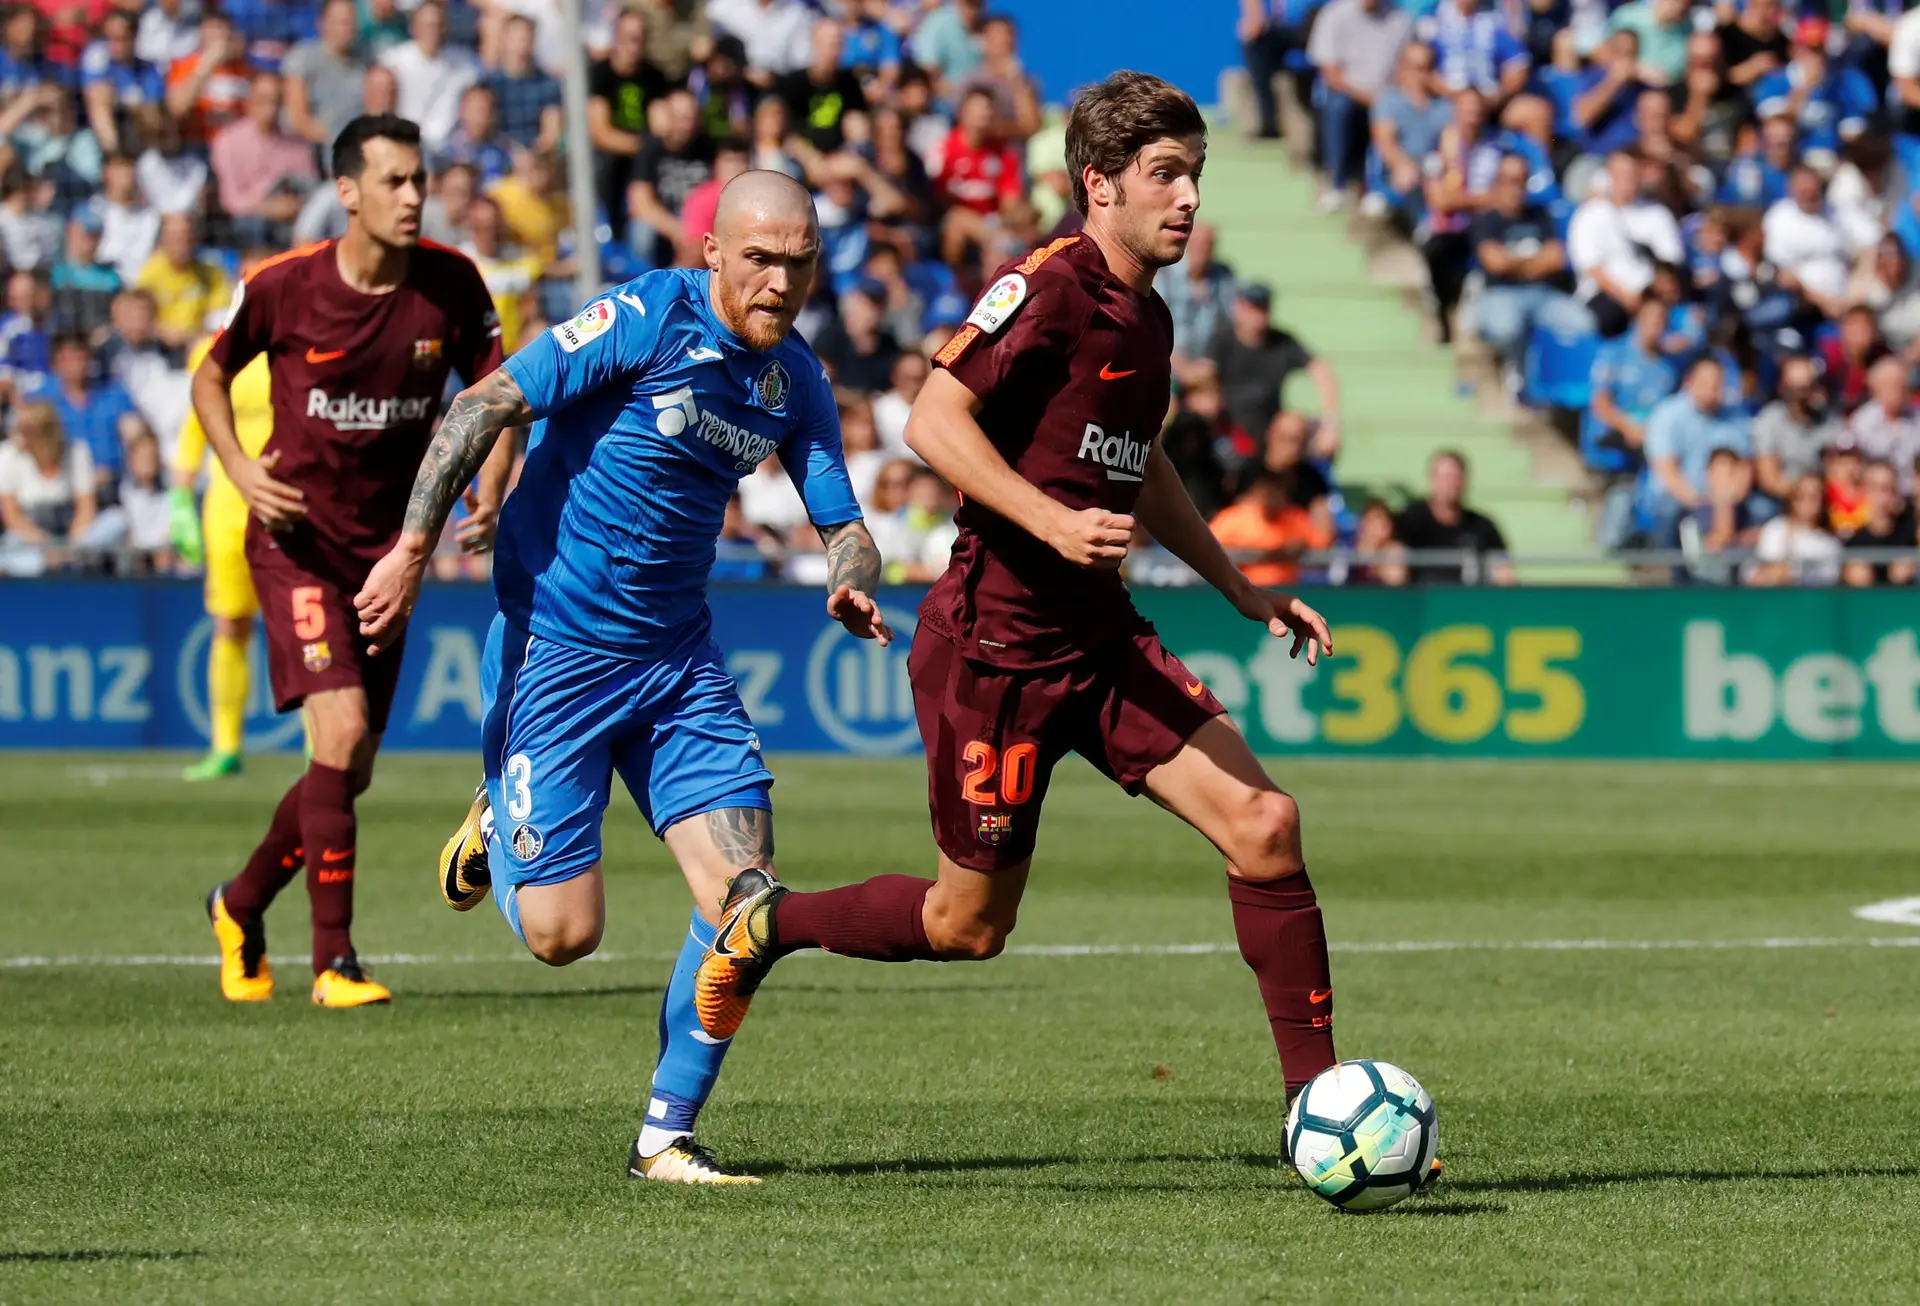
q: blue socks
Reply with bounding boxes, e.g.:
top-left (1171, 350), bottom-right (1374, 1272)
top-left (638, 910), bottom-right (730, 1156)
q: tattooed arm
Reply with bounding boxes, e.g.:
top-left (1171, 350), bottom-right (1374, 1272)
top-left (353, 368), bottom-right (533, 651)
top-left (816, 518), bottom-right (894, 646)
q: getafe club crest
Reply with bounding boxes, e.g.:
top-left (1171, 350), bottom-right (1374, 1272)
top-left (754, 359), bottom-right (790, 413)
top-left (511, 823), bottom-right (544, 861)
top-left (412, 337), bottom-right (443, 370)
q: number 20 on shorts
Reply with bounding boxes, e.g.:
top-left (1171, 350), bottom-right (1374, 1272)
top-left (962, 741), bottom-right (1037, 806)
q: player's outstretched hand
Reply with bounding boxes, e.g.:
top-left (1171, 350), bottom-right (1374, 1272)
top-left (354, 544), bottom-right (429, 656)
top-left (1047, 507), bottom-right (1134, 570)
top-left (1238, 587), bottom-right (1334, 666)
top-left (233, 450), bottom-right (306, 531)
top-left (827, 585), bottom-right (893, 646)
top-left (455, 484), bottom-right (501, 553)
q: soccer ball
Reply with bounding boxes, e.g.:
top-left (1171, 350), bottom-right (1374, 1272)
top-left (1284, 1060), bottom-right (1438, 1212)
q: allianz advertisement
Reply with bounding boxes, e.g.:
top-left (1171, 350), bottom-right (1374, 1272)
top-left (1, 582), bottom-right (1917, 759)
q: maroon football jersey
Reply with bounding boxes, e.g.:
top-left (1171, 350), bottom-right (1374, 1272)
top-left (207, 239), bottom-right (504, 583)
top-left (921, 235), bottom-right (1175, 668)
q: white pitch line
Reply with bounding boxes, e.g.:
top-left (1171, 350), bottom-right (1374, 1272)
top-left (5, 936), bottom-right (1920, 969)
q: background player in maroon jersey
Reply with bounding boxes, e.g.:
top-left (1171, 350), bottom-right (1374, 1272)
top-left (694, 71), bottom-right (1354, 1123)
top-left (193, 114), bottom-right (512, 1008)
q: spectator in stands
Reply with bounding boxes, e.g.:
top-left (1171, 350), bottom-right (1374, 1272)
top-left (914, 0), bottom-right (985, 102)
top-left (1308, 0), bottom-right (1412, 212)
top-left (863, 456), bottom-right (918, 574)
top-left (0, 167), bottom-right (59, 272)
top-left (488, 147), bottom-right (569, 268)
top-left (1747, 471), bottom-right (1842, 585)
top-left (1845, 355), bottom-right (1920, 494)
top-left (1367, 41), bottom-right (1450, 222)
top-left (1567, 28), bottom-right (1646, 169)
top-left (137, 213), bottom-right (228, 351)
top-left (777, 19), bottom-right (868, 155)
top-left (872, 348), bottom-right (927, 455)
top-left (1683, 445), bottom-right (1762, 582)
top-left (1258, 409), bottom-right (1336, 532)
top-left (283, 0), bottom-right (367, 152)
top-left (1161, 387), bottom-right (1234, 521)
top-left (1752, 354), bottom-right (1839, 506)
top-left (1209, 468), bottom-right (1332, 587)
top-left (712, 492), bottom-right (779, 582)
top-left (1753, 18), bottom-right (1876, 164)
top-left (843, 0), bottom-right (904, 96)
top-left (816, 282), bottom-right (900, 392)
top-left (1764, 165), bottom-right (1859, 320)
top-left (709, 0), bottom-right (815, 83)
top-left (381, 1), bottom-right (478, 153)
top-left (49, 212), bottom-right (119, 337)
top-left (1341, 499), bottom-right (1408, 586)
top-left (893, 465), bottom-right (960, 581)
top-left (1608, 0), bottom-right (1690, 85)
top-left (1472, 151), bottom-right (1594, 376)
top-left (136, 120), bottom-right (209, 217)
top-left (1819, 304), bottom-right (1890, 415)
top-left (435, 85), bottom-right (514, 185)
top-left (680, 137), bottom-right (751, 253)
top-left (747, 95), bottom-right (807, 182)
top-left (164, 8), bottom-right (253, 146)
top-left (936, 85), bottom-right (1023, 224)
top-left (1158, 222), bottom-right (1235, 384)
top-left (1892, 3), bottom-right (1920, 135)
top-left (35, 330), bottom-right (136, 501)
top-left (1720, 0), bottom-right (1789, 97)
top-left (211, 71), bottom-right (319, 248)
top-left (0, 268), bottom-right (52, 394)
top-left (690, 35), bottom-right (754, 144)
top-left (839, 393), bottom-right (886, 510)
top-left (135, 0), bottom-right (197, 68)
top-left (860, 104), bottom-right (936, 230)
top-left (1395, 448), bottom-right (1515, 584)
top-left (422, 158), bottom-right (476, 247)
top-left (1568, 148), bottom-right (1685, 336)
top-left (461, 193), bottom-right (541, 354)
top-left (1855, 235), bottom-right (1920, 354)
top-left (629, 86), bottom-right (713, 269)
top-left (482, 13), bottom-right (562, 153)
top-left (858, 243), bottom-right (925, 346)
top-left (955, 14), bottom-right (1041, 144)
top-left (589, 9), bottom-right (670, 248)
top-left (1643, 355), bottom-right (1750, 544)
top-left (1826, 440), bottom-right (1871, 533)
top-left (94, 288), bottom-right (175, 433)
top-left (79, 9), bottom-right (164, 158)
top-left (1842, 458), bottom-right (1918, 585)
top-left (118, 425), bottom-right (170, 571)
top-left (0, 399), bottom-right (109, 575)
top-left (1207, 282), bottom-right (1336, 454)
top-left (0, 4), bottom-right (54, 95)
top-left (1421, 87), bottom-right (1504, 340)
top-left (1673, 30), bottom-right (1741, 160)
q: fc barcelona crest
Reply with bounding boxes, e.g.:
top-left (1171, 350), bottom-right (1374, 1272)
top-left (754, 360), bottom-right (790, 413)
top-left (303, 641), bottom-right (331, 673)
top-left (412, 338), bottom-right (443, 370)
top-left (977, 810), bottom-right (1013, 846)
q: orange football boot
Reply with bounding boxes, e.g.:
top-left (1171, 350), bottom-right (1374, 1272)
top-left (692, 868), bottom-right (785, 1042)
top-left (206, 883), bottom-right (273, 1002)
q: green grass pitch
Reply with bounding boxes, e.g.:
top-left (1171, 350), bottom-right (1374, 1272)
top-left (4, 752), bottom-right (1920, 1303)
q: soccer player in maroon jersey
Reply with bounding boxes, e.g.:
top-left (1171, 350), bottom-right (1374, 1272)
top-left (194, 114), bottom-right (512, 1007)
top-left (694, 71), bottom-right (1360, 1130)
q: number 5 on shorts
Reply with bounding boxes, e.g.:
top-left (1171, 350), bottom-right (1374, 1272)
top-left (961, 741), bottom-right (1037, 806)
top-left (292, 586), bottom-right (327, 640)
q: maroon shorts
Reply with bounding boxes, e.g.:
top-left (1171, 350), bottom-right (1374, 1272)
top-left (908, 622), bottom-right (1227, 872)
top-left (250, 553), bottom-right (408, 734)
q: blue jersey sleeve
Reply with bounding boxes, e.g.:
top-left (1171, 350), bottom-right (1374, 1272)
top-left (781, 363), bottom-right (861, 527)
top-left (503, 289), bottom-right (658, 420)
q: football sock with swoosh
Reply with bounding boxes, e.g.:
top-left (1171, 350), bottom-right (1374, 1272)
top-left (1228, 869), bottom-right (1336, 1096)
top-left (208, 632), bottom-right (248, 757)
top-left (771, 875), bottom-right (941, 961)
top-left (639, 911), bottom-right (729, 1157)
top-left (302, 762), bottom-right (358, 974)
top-left (223, 776), bottom-right (306, 921)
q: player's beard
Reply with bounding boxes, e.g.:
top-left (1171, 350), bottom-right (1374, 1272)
top-left (714, 271), bottom-right (792, 350)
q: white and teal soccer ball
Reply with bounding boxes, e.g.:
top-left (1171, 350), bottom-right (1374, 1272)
top-left (1285, 1059), bottom-right (1438, 1212)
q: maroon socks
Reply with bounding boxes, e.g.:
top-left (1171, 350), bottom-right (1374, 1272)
top-left (302, 762), bottom-right (358, 975)
top-left (773, 875), bottom-right (941, 962)
top-left (1228, 870), bottom-right (1337, 1095)
top-left (223, 776), bottom-right (306, 921)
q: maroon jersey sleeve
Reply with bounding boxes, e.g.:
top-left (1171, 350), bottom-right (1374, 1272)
top-left (446, 252), bottom-right (506, 383)
top-left (204, 259), bottom-right (279, 375)
top-left (936, 250), bottom-right (1092, 403)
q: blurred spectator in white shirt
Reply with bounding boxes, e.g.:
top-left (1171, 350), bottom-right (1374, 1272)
top-left (381, 1), bottom-right (480, 151)
top-left (872, 349), bottom-right (928, 456)
top-left (1763, 164), bottom-right (1859, 319)
top-left (707, 0), bottom-right (814, 83)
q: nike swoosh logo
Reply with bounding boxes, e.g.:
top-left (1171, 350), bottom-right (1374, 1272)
top-left (687, 346), bottom-right (724, 362)
top-left (1185, 680), bottom-right (1205, 698)
top-left (688, 1028), bottom-right (732, 1046)
top-left (1099, 363), bottom-right (1136, 380)
top-left (306, 348), bottom-right (347, 364)
top-left (321, 848), bottom-right (353, 863)
top-left (1309, 988), bottom-right (1332, 1004)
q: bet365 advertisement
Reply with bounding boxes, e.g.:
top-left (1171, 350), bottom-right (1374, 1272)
top-left (1, 581), bottom-right (1917, 758)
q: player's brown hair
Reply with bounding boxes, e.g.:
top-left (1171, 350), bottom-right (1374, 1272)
top-left (1065, 71), bottom-right (1207, 214)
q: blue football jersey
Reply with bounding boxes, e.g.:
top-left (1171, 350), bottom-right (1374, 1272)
top-left (495, 269), bottom-right (860, 659)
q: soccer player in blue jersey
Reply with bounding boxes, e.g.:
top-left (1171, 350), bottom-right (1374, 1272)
top-left (354, 171), bottom-right (891, 1184)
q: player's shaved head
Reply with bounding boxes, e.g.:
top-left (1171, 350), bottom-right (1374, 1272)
top-left (704, 169), bottom-right (820, 351)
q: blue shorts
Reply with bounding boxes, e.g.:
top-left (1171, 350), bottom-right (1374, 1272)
top-left (480, 615), bottom-right (773, 890)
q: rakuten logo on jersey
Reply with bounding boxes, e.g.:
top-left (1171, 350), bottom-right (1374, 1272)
top-left (306, 389), bottom-right (437, 432)
top-left (653, 386), bottom-right (777, 471)
top-left (1077, 422), bottom-right (1149, 483)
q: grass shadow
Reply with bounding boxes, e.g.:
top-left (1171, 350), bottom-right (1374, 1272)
top-left (1375, 1199), bottom-right (1506, 1217)
top-left (753, 1154), bottom-right (1083, 1177)
top-left (0, 1250), bottom-right (203, 1263)
top-left (413, 985), bottom-right (665, 1002)
top-left (1451, 1165), bottom-right (1920, 1194)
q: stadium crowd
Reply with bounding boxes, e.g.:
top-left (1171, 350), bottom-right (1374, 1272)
top-left (1261, 0), bottom-right (1920, 584)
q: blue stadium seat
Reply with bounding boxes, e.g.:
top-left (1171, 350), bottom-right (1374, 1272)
top-left (1522, 319), bottom-right (1599, 411)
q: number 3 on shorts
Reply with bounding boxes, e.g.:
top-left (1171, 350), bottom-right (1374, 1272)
top-left (291, 586), bottom-right (326, 640)
top-left (961, 741), bottom-right (1036, 806)
top-left (505, 752), bottom-right (533, 821)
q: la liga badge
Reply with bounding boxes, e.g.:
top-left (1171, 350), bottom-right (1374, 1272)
top-left (966, 273), bottom-right (1028, 334)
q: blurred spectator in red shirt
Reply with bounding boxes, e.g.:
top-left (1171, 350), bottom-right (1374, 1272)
top-left (936, 88), bottom-right (1023, 217)
top-left (1818, 305), bottom-right (1891, 416)
top-left (165, 10), bottom-right (254, 145)
top-left (680, 138), bottom-right (751, 252)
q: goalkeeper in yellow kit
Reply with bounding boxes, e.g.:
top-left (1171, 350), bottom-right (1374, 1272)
top-left (171, 333), bottom-right (273, 781)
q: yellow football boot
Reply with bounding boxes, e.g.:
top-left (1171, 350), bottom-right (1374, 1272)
top-left (206, 883), bottom-right (273, 1002)
top-left (627, 1137), bottom-right (761, 1185)
top-left (693, 868), bottom-right (785, 1043)
top-left (311, 955), bottom-right (392, 1007)
top-left (438, 785), bottom-right (493, 911)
